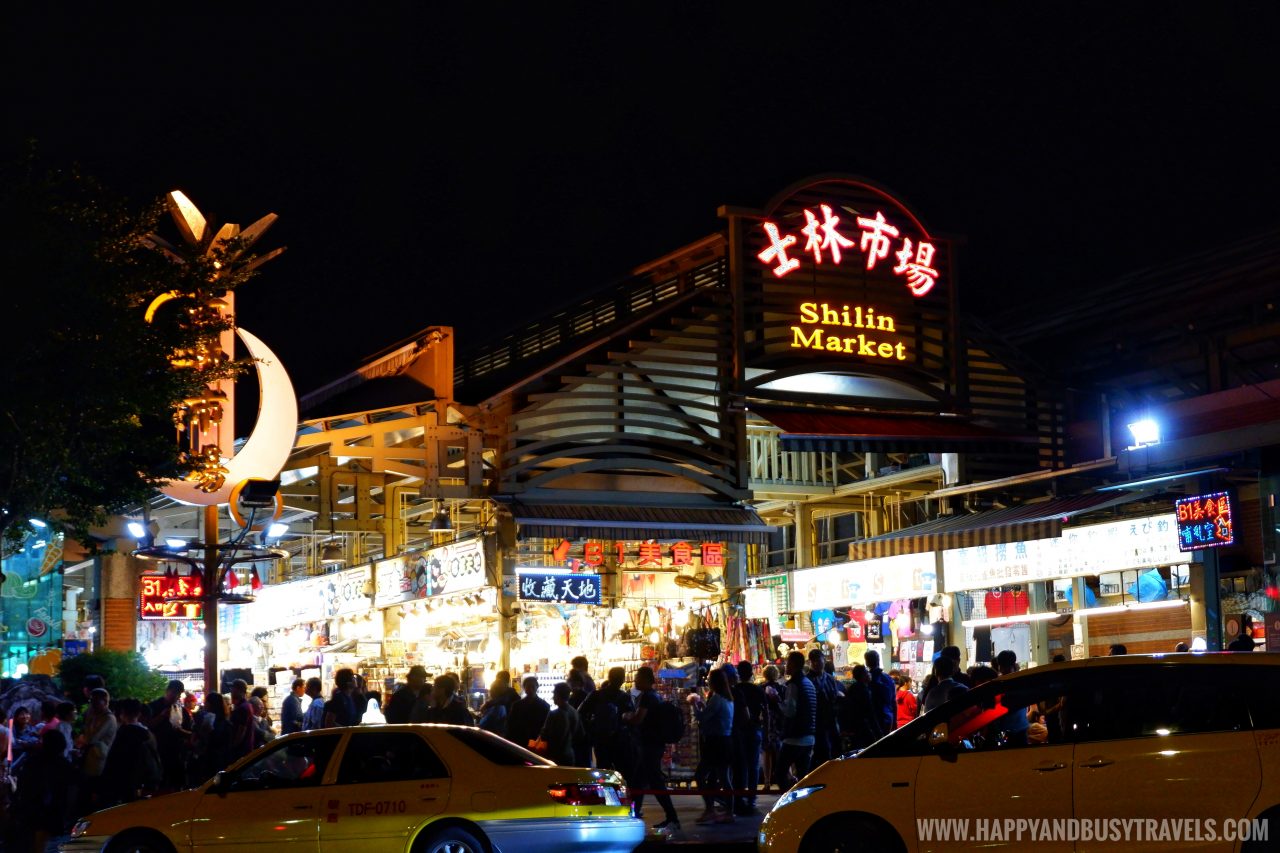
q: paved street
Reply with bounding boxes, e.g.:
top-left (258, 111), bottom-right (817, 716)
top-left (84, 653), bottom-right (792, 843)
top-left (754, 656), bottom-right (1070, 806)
top-left (636, 792), bottom-right (775, 850)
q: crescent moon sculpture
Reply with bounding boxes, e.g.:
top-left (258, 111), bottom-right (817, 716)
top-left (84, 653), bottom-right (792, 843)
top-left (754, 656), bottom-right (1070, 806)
top-left (161, 327), bottom-right (298, 506)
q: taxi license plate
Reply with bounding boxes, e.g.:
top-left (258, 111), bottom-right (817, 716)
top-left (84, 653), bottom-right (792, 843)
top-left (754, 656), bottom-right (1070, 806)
top-left (603, 787), bottom-right (621, 806)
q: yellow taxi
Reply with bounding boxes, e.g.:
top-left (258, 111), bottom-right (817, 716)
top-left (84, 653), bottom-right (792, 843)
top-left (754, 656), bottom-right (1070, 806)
top-left (62, 723), bottom-right (643, 853)
top-left (759, 653), bottom-right (1280, 852)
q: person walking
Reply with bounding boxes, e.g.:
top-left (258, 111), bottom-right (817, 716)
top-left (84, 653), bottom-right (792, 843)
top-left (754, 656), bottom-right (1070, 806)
top-left (578, 667), bottom-right (636, 778)
top-left (227, 679), bottom-right (258, 761)
top-left (148, 679), bottom-right (192, 790)
top-left (993, 650), bottom-right (1029, 746)
top-left (323, 668), bottom-right (360, 728)
top-left (413, 673), bottom-right (475, 725)
top-left (569, 656), bottom-right (597, 694)
top-left (921, 656), bottom-right (968, 714)
top-left (691, 668), bottom-right (735, 824)
top-left (539, 682), bottom-right (585, 766)
top-left (775, 651), bottom-right (817, 789)
top-left (807, 649), bottom-right (844, 765)
top-left (14, 728), bottom-right (77, 852)
top-left (624, 666), bottom-right (679, 831)
top-left (384, 666), bottom-right (428, 724)
top-left (863, 650), bottom-right (896, 735)
top-left (301, 677), bottom-right (326, 730)
top-left (839, 665), bottom-right (883, 750)
top-left (506, 676), bottom-right (551, 751)
top-left (279, 678), bottom-right (306, 734)
top-left (894, 672), bottom-right (918, 727)
top-left (760, 664), bottom-right (784, 789)
top-left (75, 687), bottom-right (116, 813)
top-left (100, 698), bottom-right (162, 806)
top-left (477, 670), bottom-right (517, 735)
top-left (191, 693), bottom-right (232, 780)
top-left (730, 660), bottom-right (765, 815)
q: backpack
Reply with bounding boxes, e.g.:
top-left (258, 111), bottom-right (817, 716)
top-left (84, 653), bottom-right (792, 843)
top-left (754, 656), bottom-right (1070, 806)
top-left (655, 699), bottom-right (686, 744)
top-left (588, 696), bottom-right (621, 742)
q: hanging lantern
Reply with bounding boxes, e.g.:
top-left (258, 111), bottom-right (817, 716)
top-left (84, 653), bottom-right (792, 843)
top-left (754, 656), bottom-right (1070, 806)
top-left (250, 567), bottom-right (263, 591)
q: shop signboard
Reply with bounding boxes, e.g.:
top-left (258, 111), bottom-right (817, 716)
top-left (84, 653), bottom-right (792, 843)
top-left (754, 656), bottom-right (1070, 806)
top-left (942, 513), bottom-right (1182, 592)
top-left (250, 565), bottom-right (371, 632)
top-left (139, 574), bottom-right (204, 620)
top-left (374, 538), bottom-right (486, 608)
top-left (63, 639), bottom-right (89, 657)
top-left (791, 552), bottom-right (937, 611)
top-left (517, 572), bottom-right (603, 605)
top-left (1174, 492), bottom-right (1234, 551)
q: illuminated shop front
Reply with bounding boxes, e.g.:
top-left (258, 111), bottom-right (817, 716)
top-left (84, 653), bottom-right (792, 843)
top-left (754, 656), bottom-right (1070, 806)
top-left (136, 568), bottom-right (206, 683)
top-left (227, 564), bottom-right (372, 694)
top-left (0, 525), bottom-right (64, 678)
top-left (371, 537), bottom-right (500, 706)
top-left (788, 552), bottom-right (941, 687)
top-left (944, 511), bottom-right (1196, 663)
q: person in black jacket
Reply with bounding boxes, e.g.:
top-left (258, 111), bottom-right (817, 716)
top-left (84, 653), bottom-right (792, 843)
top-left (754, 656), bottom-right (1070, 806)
top-left (839, 665), bottom-right (884, 750)
top-left (505, 676), bottom-right (551, 751)
top-left (100, 698), bottom-right (162, 807)
top-left (413, 674), bottom-right (474, 726)
top-left (14, 728), bottom-right (77, 851)
top-left (384, 666), bottom-right (428, 724)
top-left (774, 651), bottom-right (817, 789)
top-left (578, 667), bottom-right (636, 778)
top-left (729, 661), bottom-right (765, 815)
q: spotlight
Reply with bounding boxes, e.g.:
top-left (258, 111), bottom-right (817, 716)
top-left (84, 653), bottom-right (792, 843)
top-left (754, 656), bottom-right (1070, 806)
top-left (266, 522), bottom-right (289, 540)
top-left (1127, 418), bottom-right (1160, 448)
top-left (127, 521), bottom-right (147, 540)
top-left (164, 538), bottom-right (189, 550)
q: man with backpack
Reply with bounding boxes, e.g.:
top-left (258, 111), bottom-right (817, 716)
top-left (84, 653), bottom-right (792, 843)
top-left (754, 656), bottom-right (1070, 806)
top-left (624, 666), bottom-right (680, 830)
top-left (578, 666), bottom-right (636, 780)
top-left (730, 660), bottom-right (765, 815)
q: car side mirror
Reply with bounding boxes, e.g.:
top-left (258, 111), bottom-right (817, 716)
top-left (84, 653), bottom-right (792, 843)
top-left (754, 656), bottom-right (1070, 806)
top-left (927, 722), bottom-right (949, 748)
top-left (212, 771), bottom-right (229, 796)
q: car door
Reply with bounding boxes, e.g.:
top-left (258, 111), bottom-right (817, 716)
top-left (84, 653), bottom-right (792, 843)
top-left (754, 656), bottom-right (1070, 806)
top-left (191, 733), bottom-right (342, 853)
top-left (911, 672), bottom-right (1078, 852)
top-left (1071, 664), bottom-right (1261, 853)
top-left (318, 729), bottom-right (452, 852)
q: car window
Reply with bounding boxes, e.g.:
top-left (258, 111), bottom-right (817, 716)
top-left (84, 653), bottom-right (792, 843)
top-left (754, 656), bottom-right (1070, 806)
top-left (229, 734), bottom-right (341, 791)
top-left (1068, 665), bottom-right (1251, 742)
top-left (336, 732), bottom-right (449, 784)
top-left (1245, 665), bottom-right (1280, 731)
top-left (445, 727), bottom-right (553, 766)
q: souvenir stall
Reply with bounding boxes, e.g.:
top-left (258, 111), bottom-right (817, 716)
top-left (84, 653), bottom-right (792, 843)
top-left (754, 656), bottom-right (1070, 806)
top-left (788, 552), bottom-right (940, 687)
top-left (224, 564), bottom-right (371, 697)
top-left (944, 511), bottom-right (1193, 664)
top-left (373, 539), bottom-right (500, 709)
top-left (136, 568), bottom-right (207, 691)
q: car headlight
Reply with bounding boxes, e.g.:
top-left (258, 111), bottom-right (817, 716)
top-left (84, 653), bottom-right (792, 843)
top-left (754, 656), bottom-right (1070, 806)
top-left (773, 784), bottom-right (825, 811)
top-left (70, 819), bottom-right (91, 838)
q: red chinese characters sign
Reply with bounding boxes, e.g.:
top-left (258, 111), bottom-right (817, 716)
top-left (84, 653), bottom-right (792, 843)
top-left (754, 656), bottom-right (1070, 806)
top-left (758, 204), bottom-right (939, 297)
top-left (557, 540), bottom-right (725, 571)
top-left (140, 574), bottom-right (204, 620)
top-left (1175, 492), bottom-right (1234, 551)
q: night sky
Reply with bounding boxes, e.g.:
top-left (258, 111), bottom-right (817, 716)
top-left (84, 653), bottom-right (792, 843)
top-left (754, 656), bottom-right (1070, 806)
top-left (7, 4), bottom-right (1279, 394)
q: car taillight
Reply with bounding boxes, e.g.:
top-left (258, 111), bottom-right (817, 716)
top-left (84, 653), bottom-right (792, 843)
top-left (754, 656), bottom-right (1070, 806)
top-left (547, 783), bottom-right (614, 806)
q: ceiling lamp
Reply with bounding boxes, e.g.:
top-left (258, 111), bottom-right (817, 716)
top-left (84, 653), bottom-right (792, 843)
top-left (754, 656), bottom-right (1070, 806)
top-left (320, 541), bottom-right (345, 565)
top-left (429, 504), bottom-right (452, 532)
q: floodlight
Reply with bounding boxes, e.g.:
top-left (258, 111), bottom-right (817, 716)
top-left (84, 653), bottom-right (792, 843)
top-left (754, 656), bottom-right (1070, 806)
top-left (1127, 418), bottom-right (1160, 448)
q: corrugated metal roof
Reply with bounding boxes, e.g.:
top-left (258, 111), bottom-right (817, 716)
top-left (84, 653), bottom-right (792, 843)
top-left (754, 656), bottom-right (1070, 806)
top-left (754, 407), bottom-right (1036, 454)
top-left (504, 501), bottom-right (773, 544)
top-left (848, 490), bottom-right (1153, 560)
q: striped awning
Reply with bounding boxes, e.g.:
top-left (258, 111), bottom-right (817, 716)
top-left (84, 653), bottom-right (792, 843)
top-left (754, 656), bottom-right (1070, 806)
top-left (503, 501), bottom-right (774, 544)
top-left (849, 490), bottom-right (1153, 560)
top-left (754, 406), bottom-right (1038, 454)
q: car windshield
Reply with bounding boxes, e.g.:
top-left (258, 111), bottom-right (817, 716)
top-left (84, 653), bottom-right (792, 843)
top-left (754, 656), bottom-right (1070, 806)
top-left (445, 727), bottom-right (554, 766)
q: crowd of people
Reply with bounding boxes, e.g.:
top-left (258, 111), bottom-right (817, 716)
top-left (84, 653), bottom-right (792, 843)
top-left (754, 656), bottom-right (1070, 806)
top-left (0, 645), bottom-right (1055, 847)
